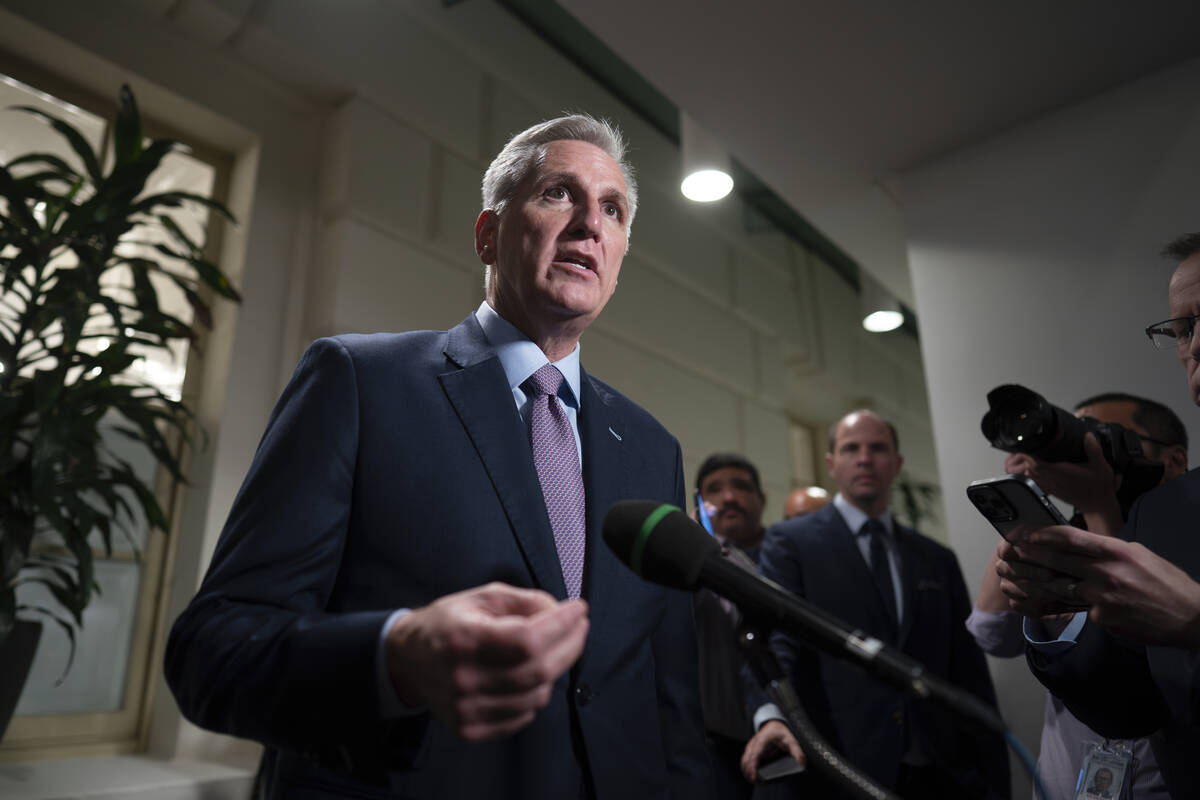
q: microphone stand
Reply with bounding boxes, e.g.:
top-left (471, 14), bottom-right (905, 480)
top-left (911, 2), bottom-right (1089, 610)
top-left (738, 621), bottom-right (899, 800)
top-left (701, 546), bottom-right (1007, 741)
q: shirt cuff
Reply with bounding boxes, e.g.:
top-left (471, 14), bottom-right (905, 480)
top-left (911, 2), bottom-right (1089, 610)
top-left (1023, 611), bottom-right (1087, 657)
top-left (377, 608), bottom-right (426, 718)
top-left (753, 703), bottom-right (784, 731)
top-left (964, 606), bottom-right (1026, 657)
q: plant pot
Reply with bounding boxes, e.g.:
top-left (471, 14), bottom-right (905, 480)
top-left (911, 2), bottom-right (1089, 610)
top-left (0, 620), bottom-right (43, 741)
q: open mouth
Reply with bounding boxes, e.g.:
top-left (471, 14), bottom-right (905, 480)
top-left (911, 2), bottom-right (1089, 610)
top-left (555, 252), bottom-right (595, 271)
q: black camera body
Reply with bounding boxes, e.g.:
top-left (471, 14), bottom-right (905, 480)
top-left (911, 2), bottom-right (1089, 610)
top-left (980, 384), bottom-right (1163, 513)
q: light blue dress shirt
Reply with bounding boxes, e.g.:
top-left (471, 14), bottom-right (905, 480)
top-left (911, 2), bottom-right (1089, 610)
top-left (474, 301), bottom-right (582, 465)
top-left (1023, 612), bottom-right (1089, 655)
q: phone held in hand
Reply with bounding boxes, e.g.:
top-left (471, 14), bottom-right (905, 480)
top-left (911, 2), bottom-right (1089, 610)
top-left (758, 753), bottom-right (806, 781)
top-left (695, 490), bottom-right (715, 536)
top-left (966, 474), bottom-right (1069, 539)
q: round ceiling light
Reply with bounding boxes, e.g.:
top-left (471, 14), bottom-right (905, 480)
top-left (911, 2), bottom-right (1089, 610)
top-left (681, 169), bottom-right (734, 202)
top-left (862, 309), bottom-right (904, 333)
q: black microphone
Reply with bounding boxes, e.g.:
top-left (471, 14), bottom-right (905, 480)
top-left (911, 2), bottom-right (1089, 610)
top-left (602, 500), bottom-right (1006, 736)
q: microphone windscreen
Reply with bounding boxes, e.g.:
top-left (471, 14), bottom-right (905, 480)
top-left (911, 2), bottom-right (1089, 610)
top-left (602, 500), bottom-right (718, 589)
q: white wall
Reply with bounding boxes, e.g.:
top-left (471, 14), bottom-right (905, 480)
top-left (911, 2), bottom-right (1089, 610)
top-left (901, 56), bottom-right (1200, 795)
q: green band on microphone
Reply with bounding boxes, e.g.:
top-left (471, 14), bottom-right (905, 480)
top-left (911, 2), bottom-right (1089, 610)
top-left (632, 503), bottom-right (678, 576)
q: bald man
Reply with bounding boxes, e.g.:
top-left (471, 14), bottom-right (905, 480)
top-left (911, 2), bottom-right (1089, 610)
top-left (783, 486), bottom-right (830, 519)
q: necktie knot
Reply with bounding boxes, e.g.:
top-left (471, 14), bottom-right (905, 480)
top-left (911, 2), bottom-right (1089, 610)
top-left (861, 518), bottom-right (887, 540)
top-left (524, 364), bottom-right (564, 399)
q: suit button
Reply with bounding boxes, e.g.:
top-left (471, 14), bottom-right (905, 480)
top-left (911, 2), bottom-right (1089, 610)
top-left (575, 684), bottom-right (593, 706)
top-left (893, 710), bottom-right (904, 725)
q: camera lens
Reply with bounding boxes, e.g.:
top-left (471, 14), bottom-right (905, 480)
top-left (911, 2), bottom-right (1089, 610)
top-left (981, 385), bottom-right (1058, 452)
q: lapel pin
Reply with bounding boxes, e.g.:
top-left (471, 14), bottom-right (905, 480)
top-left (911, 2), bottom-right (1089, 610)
top-left (608, 426), bottom-right (622, 441)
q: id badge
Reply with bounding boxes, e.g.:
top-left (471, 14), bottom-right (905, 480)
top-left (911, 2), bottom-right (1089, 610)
top-left (1074, 741), bottom-right (1131, 800)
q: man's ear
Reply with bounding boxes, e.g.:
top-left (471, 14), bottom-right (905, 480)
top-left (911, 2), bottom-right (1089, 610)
top-left (475, 210), bottom-right (498, 264)
top-left (1165, 444), bottom-right (1189, 480)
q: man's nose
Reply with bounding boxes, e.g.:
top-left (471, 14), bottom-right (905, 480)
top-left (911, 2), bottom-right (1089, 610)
top-left (567, 200), bottom-right (602, 239)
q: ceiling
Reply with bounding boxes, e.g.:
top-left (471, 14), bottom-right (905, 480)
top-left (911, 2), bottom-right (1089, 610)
top-left (553, 0), bottom-right (1200, 305)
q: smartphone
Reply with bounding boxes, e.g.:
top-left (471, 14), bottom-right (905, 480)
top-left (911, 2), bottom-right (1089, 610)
top-left (758, 753), bottom-right (806, 781)
top-left (695, 491), bottom-right (715, 536)
top-left (966, 475), bottom-right (1069, 539)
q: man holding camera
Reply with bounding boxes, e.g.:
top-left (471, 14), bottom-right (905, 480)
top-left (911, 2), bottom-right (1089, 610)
top-left (970, 392), bottom-right (1186, 799)
top-left (998, 232), bottom-right (1200, 797)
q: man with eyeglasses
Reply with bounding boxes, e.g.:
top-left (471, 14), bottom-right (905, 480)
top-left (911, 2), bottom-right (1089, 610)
top-left (969, 392), bottom-right (1186, 799)
top-left (996, 232), bottom-right (1200, 798)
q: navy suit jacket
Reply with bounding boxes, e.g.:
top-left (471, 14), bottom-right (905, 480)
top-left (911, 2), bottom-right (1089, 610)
top-left (1028, 466), bottom-right (1200, 798)
top-left (753, 504), bottom-right (1009, 797)
top-left (165, 315), bottom-right (711, 799)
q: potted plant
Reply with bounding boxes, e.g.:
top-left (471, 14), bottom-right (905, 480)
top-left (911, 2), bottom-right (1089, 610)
top-left (895, 474), bottom-right (941, 532)
top-left (0, 85), bottom-right (239, 735)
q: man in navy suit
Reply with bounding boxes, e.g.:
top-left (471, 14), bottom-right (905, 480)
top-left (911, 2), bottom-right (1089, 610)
top-left (741, 409), bottom-right (1009, 798)
top-left (166, 115), bottom-right (711, 799)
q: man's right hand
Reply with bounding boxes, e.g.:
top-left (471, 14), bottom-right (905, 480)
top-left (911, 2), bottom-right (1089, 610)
top-left (385, 582), bottom-right (589, 743)
top-left (1001, 524), bottom-right (1200, 648)
top-left (1004, 434), bottom-right (1122, 534)
top-left (741, 720), bottom-right (806, 782)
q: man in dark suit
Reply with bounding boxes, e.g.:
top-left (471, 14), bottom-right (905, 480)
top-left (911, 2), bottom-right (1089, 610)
top-left (741, 410), bottom-right (1009, 798)
top-left (165, 115), bottom-right (711, 799)
top-left (692, 453), bottom-right (768, 799)
top-left (999, 232), bottom-right (1200, 797)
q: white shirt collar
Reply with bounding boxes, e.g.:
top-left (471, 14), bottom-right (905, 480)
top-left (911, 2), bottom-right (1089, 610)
top-left (474, 301), bottom-right (582, 407)
top-left (833, 492), bottom-right (894, 537)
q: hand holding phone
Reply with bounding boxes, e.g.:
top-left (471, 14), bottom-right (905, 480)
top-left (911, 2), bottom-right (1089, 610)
top-left (758, 753), bottom-right (806, 781)
top-left (695, 490), bottom-right (715, 536)
top-left (967, 475), bottom-right (1069, 540)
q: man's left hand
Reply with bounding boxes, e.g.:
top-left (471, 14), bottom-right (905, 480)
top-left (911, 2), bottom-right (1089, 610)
top-left (1002, 524), bottom-right (1200, 648)
top-left (740, 720), bottom-right (805, 783)
top-left (996, 532), bottom-right (1083, 617)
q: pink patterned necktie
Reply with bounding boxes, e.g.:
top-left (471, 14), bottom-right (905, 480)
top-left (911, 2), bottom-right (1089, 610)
top-left (523, 364), bottom-right (586, 598)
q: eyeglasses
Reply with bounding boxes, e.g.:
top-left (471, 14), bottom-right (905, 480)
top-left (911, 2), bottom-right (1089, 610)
top-left (1136, 431), bottom-right (1182, 449)
top-left (1145, 313), bottom-right (1200, 350)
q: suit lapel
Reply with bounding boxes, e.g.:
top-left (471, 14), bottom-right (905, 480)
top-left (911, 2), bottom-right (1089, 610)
top-left (824, 507), bottom-right (877, 590)
top-left (439, 316), bottom-right (567, 599)
top-left (895, 524), bottom-right (919, 646)
top-left (576, 371), bottom-right (631, 634)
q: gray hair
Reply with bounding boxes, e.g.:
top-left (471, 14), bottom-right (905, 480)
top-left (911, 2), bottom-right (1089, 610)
top-left (481, 113), bottom-right (638, 227)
